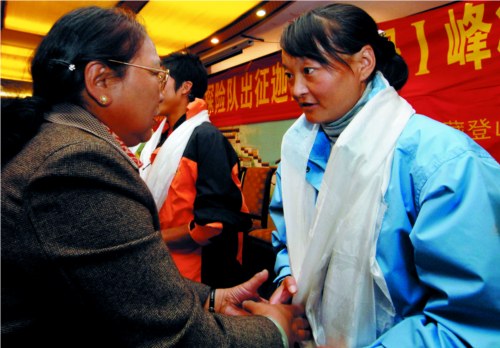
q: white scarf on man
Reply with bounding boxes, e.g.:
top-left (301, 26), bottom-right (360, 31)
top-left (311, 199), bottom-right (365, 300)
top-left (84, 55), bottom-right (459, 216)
top-left (145, 110), bottom-right (210, 209)
top-left (281, 74), bottom-right (414, 347)
top-left (137, 117), bottom-right (167, 179)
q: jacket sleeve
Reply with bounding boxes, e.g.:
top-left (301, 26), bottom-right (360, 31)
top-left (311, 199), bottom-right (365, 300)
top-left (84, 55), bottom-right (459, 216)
top-left (189, 124), bottom-right (252, 237)
top-left (270, 165), bottom-right (292, 284)
top-left (371, 148), bottom-right (500, 347)
top-left (26, 140), bottom-right (281, 347)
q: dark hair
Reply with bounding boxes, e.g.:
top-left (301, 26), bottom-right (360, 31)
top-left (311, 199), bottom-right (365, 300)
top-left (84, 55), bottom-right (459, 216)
top-left (2, 6), bottom-right (146, 165)
top-left (161, 52), bottom-right (208, 102)
top-left (280, 3), bottom-right (408, 90)
top-left (32, 6), bottom-right (146, 105)
top-left (1, 96), bottom-right (50, 166)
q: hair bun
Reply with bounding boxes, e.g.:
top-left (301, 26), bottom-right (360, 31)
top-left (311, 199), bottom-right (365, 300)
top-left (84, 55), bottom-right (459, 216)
top-left (378, 35), bottom-right (397, 59)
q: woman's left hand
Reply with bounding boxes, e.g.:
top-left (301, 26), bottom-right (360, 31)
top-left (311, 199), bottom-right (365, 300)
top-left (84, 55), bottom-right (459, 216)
top-left (213, 269), bottom-right (269, 315)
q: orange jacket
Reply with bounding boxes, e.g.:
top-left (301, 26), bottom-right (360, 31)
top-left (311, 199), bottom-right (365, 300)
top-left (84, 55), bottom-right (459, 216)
top-left (157, 114), bottom-right (251, 287)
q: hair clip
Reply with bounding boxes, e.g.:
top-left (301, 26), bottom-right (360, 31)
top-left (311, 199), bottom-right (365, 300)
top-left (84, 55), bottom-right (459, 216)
top-left (51, 59), bottom-right (76, 71)
top-left (378, 30), bottom-right (386, 38)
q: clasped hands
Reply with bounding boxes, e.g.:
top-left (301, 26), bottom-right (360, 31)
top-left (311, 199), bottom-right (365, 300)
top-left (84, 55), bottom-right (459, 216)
top-left (210, 270), bottom-right (309, 346)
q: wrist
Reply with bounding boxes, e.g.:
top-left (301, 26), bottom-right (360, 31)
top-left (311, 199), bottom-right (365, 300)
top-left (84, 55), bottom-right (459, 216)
top-left (206, 288), bottom-right (223, 313)
top-left (277, 274), bottom-right (291, 287)
top-left (267, 317), bottom-right (289, 348)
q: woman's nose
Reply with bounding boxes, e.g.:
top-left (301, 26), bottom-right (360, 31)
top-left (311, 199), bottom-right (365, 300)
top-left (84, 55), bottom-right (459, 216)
top-left (291, 76), bottom-right (308, 98)
top-left (159, 86), bottom-right (165, 104)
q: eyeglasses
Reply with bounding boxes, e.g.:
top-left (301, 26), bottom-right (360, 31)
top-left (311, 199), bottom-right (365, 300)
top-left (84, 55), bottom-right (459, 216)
top-left (108, 59), bottom-right (169, 90)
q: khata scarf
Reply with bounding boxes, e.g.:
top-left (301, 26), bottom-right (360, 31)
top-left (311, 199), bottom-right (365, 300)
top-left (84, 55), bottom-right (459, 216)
top-left (145, 109), bottom-right (209, 209)
top-left (281, 72), bottom-right (414, 347)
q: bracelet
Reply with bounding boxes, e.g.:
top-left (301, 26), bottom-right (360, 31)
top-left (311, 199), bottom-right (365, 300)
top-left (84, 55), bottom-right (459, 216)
top-left (209, 288), bottom-right (216, 313)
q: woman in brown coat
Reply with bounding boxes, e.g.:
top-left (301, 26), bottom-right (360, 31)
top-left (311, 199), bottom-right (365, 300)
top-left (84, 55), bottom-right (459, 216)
top-left (1, 6), bottom-right (307, 347)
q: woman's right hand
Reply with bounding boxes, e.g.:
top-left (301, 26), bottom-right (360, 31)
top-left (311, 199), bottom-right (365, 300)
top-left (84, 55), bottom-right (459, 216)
top-left (269, 276), bottom-right (298, 304)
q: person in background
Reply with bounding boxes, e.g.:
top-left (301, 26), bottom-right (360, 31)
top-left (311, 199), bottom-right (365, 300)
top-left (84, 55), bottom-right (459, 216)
top-left (268, 3), bottom-right (500, 347)
top-left (145, 52), bottom-right (251, 288)
top-left (1, 6), bottom-right (309, 347)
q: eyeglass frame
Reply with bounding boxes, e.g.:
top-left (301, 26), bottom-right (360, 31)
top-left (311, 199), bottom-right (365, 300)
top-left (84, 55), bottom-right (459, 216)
top-left (107, 59), bottom-right (169, 90)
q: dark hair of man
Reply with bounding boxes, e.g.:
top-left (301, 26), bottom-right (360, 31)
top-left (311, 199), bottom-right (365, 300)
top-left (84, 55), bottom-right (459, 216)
top-left (161, 52), bottom-right (208, 102)
top-left (2, 6), bottom-right (146, 166)
top-left (280, 3), bottom-right (408, 91)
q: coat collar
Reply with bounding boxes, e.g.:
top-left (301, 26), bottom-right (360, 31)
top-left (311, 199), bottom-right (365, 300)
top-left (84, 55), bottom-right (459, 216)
top-left (45, 103), bottom-right (140, 170)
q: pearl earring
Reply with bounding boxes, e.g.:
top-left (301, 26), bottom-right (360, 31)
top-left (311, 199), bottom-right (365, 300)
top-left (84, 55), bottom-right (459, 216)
top-left (99, 95), bottom-right (109, 105)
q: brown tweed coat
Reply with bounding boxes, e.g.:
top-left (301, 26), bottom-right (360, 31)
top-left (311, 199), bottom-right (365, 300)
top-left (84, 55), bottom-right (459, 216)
top-left (1, 104), bottom-right (282, 347)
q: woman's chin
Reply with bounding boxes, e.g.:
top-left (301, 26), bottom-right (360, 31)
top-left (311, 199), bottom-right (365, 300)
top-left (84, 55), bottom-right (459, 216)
top-left (141, 128), bottom-right (154, 143)
top-left (304, 112), bottom-right (321, 124)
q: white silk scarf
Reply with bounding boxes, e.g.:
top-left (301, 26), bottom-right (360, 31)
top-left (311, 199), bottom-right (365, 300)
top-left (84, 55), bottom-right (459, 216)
top-left (145, 110), bottom-right (210, 209)
top-left (138, 118), bottom-right (167, 179)
top-left (281, 74), bottom-right (414, 347)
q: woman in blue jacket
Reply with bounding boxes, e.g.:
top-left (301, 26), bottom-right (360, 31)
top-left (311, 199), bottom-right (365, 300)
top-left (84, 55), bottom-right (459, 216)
top-left (269, 3), bottom-right (500, 347)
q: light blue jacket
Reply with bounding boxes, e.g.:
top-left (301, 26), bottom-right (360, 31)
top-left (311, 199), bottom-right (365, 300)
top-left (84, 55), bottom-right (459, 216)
top-left (271, 103), bottom-right (500, 346)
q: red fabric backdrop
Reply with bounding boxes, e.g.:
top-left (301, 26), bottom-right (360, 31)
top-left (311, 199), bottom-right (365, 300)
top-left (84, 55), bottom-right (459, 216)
top-left (206, 1), bottom-right (500, 161)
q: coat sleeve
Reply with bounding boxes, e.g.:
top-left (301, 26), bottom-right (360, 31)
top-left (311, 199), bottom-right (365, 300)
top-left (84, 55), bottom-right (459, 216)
top-left (270, 165), bottom-right (292, 284)
top-left (26, 140), bottom-right (282, 347)
top-left (189, 124), bottom-right (252, 235)
top-left (371, 148), bottom-right (500, 347)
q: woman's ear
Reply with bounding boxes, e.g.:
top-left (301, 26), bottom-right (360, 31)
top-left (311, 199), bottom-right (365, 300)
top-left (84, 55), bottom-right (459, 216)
top-left (84, 61), bottom-right (114, 106)
top-left (355, 45), bottom-right (376, 81)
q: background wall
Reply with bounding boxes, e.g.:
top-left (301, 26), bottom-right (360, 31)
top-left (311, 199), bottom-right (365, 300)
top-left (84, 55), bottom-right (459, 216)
top-left (238, 119), bottom-right (294, 165)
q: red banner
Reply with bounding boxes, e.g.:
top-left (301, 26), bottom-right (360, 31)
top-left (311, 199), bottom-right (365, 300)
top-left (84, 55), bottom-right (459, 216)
top-left (380, 1), bottom-right (500, 161)
top-left (206, 1), bottom-right (500, 161)
top-left (206, 53), bottom-right (301, 126)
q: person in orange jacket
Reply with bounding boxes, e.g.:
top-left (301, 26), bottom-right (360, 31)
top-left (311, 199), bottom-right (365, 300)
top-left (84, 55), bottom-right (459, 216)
top-left (145, 52), bottom-right (251, 288)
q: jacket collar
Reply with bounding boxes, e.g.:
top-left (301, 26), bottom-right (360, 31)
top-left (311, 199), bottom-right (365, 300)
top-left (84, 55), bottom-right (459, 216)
top-left (44, 103), bottom-right (140, 170)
